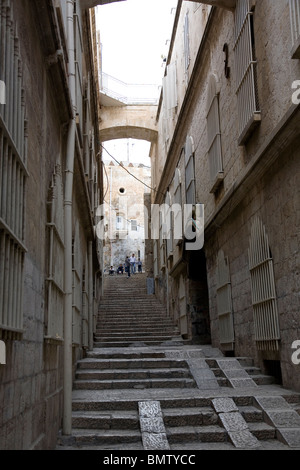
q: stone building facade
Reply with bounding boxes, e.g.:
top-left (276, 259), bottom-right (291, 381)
top-left (0, 0), bottom-right (112, 450)
top-left (150, 0), bottom-right (300, 392)
top-left (102, 160), bottom-right (151, 272)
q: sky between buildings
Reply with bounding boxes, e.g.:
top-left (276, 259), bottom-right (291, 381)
top-left (96, 0), bottom-right (178, 168)
top-left (96, 0), bottom-right (178, 85)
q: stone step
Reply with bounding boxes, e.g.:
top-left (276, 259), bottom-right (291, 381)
top-left (98, 309), bottom-right (169, 314)
top-left (73, 377), bottom-right (197, 390)
top-left (166, 425), bottom-right (228, 444)
top-left (78, 358), bottom-right (189, 369)
top-left (248, 422), bottom-right (276, 440)
top-left (214, 372), bottom-right (275, 387)
top-left (72, 410), bottom-right (139, 430)
top-left (95, 326), bottom-right (177, 332)
top-left (163, 406), bottom-right (218, 427)
top-left (76, 367), bottom-right (192, 381)
top-left (94, 334), bottom-right (178, 343)
top-left (85, 350), bottom-right (167, 359)
top-left (94, 330), bottom-right (177, 338)
top-left (238, 405), bottom-right (264, 423)
top-left (93, 339), bottom-right (188, 348)
top-left (57, 429), bottom-right (142, 447)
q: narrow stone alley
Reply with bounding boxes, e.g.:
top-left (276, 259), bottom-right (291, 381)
top-left (56, 274), bottom-right (300, 451)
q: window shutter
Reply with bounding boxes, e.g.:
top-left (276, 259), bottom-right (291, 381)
top-left (163, 62), bottom-right (178, 112)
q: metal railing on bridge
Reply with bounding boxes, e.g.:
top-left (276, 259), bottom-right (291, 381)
top-left (100, 72), bottom-right (161, 105)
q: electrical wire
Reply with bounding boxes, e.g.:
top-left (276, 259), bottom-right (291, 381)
top-left (100, 143), bottom-right (165, 196)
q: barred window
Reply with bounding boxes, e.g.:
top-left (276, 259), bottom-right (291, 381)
top-left (46, 165), bottom-right (65, 340)
top-left (216, 250), bottom-right (234, 350)
top-left (234, 0), bottom-right (261, 145)
top-left (248, 217), bottom-right (280, 351)
top-left (184, 136), bottom-right (195, 206)
top-left (159, 211), bottom-right (165, 268)
top-left (165, 192), bottom-right (173, 258)
top-left (72, 222), bottom-right (82, 346)
top-left (0, 1), bottom-right (28, 336)
top-left (82, 263), bottom-right (89, 348)
top-left (184, 12), bottom-right (190, 74)
top-left (173, 167), bottom-right (183, 244)
top-left (74, 5), bottom-right (83, 133)
top-left (153, 240), bottom-right (158, 278)
top-left (206, 74), bottom-right (224, 193)
top-left (289, 0), bottom-right (300, 58)
top-left (131, 220), bottom-right (138, 232)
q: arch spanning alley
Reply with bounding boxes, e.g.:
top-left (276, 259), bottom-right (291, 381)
top-left (99, 105), bottom-right (158, 143)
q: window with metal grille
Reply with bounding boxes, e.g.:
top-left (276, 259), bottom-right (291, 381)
top-left (72, 222), bottom-right (82, 346)
top-left (216, 250), bottom-right (234, 349)
top-left (45, 165), bottom-right (65, 340)
top-left (153, 240), bottom-right (158, 278)
top-left (82, 263), bottom-right (89, 348)
top-left (0, 1), bottom-right (28, 336)
top-left (159, 211), bottom-right (165, 268)
top-left (248, 217), bottom-right (280, 352)
top-left (165, 192), bottom-right (173, 258)
top-left (184, 12), bottom-right (190, 77)
top-left (289, 0), bottom-right (300, 58)
top-left (74, 7), bottom-right (83, 134)
top-left (131, 219), bottom-right (138, 232)
top-left (234, 0), bottom-right (261, 145)
top-left (185, 136), bottom-right (195, 206)
top-left (173, 167), bottom-right (183, 244)
top-left (206, 74), bottom-right (224, 193)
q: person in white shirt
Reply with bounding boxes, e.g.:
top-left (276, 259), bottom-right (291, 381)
top-left (129, 254), bottom-right (136, 274)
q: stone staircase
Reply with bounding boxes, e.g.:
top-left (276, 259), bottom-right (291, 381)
top-left (56, 274), bottom-right (300, 451)
top-left (93, 274), bottom-right (188, 348)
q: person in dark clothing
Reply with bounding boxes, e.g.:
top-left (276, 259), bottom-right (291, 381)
top-left (125, 256), bottom-right (131, 278)
top-left (117, 264), bottom-right (124, 274)
top-left (137, 258), bottom-right (142, 273)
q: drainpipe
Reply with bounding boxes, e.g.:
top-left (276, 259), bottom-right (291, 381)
top-left (63, 0), bottom-right (76, 436)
